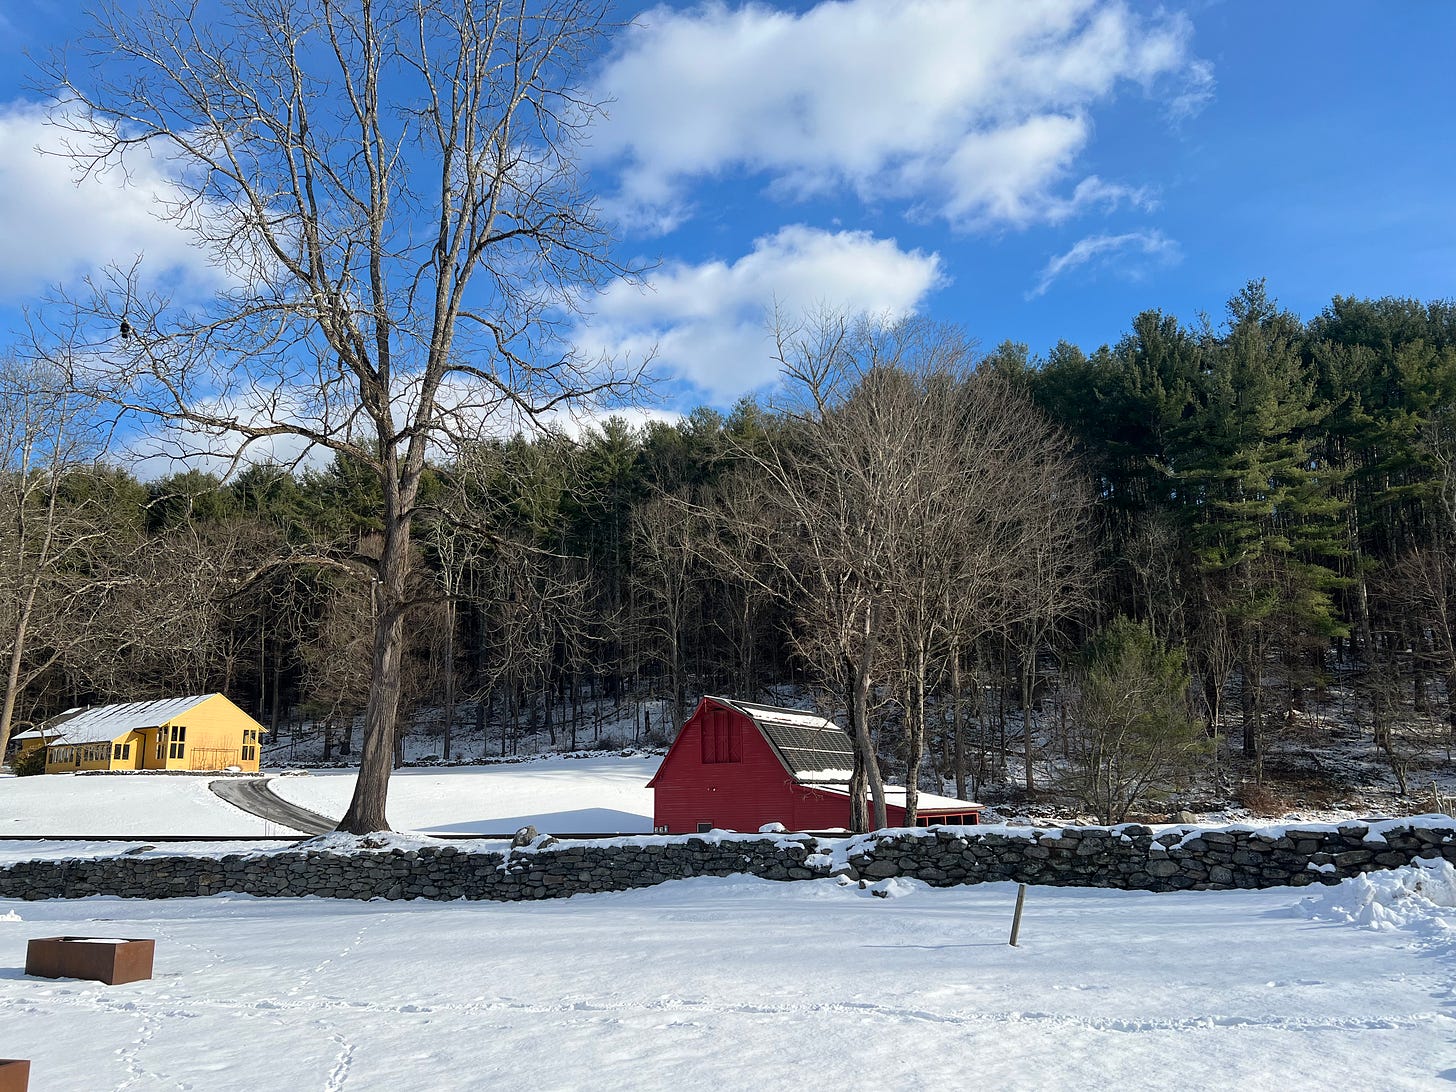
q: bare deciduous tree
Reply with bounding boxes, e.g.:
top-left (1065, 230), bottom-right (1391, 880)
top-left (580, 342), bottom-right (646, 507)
top-left (38, 0), bottom-right (642, 830)
top-left (706, 311), bottom-right (1092, 829)
top-left (0, 360), bottom-right (138, 760)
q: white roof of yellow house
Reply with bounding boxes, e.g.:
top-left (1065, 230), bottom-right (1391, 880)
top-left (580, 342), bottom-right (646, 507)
top-left (43, 695), bottom-right (231, 746)
top-left (10, 727), bottom-right (65, 741)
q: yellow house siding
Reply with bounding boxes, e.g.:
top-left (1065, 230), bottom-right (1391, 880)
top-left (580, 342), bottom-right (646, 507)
top-left (155, 695), bottom-right (265, 772)
top-left (106, 733), bottom-right (144, 770)
top-left (44, 741), bottom-right (114, 772)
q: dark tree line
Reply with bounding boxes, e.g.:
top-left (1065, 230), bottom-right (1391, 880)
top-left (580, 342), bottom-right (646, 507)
top-left (5, 284), bottom-right (1456, 825)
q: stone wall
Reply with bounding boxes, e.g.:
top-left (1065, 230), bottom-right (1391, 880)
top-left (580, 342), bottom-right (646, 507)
top-left (0, 836), bottom-right (820, 902)
top-left (2, 818), bottom-right (1452, 903)
top-left (836, 818), bottom-right (1456, 891)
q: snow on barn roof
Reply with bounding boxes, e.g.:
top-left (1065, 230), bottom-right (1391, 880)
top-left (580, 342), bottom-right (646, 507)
top-left (814, 784), bottom-right (982, 813)
top-left (42, 695), bottom-right (219, 746)
top-left (711, 697), bottom-right (856, 782)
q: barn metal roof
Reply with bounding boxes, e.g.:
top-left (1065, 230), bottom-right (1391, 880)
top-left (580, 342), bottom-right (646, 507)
top-left (712, 697), bottom-right (856, 783)
top-left (41, 695), bottom-right (218, 746)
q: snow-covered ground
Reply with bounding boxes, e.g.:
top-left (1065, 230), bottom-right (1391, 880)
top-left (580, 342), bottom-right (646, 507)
top-left (2, 773), bottom-right (283, 837)
top-left (5, 758), bottom-right (1456, 1087)
top-left (0, 756), bottom-right (658, 842)
top-left (267, 755), bottom-right (658, 834)
top-left (3, 867), bottom-right (1456, 1090)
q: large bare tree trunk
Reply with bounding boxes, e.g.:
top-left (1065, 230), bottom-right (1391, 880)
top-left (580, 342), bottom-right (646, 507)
top-left (340, 516), bottom-right (412, 832)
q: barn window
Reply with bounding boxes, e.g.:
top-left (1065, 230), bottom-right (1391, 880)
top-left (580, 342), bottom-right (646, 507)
top-left (699, 710), bottom-right (741, 764)
top-left (697, 822), bottom-right (712, 833)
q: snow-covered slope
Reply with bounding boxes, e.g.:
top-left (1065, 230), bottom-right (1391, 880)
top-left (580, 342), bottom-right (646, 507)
top-left (3, 868), bottom-right (1454, 1090)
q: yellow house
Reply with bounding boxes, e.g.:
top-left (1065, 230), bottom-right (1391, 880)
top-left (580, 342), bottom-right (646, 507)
top-left (34, 694), bottom-right (266, 774)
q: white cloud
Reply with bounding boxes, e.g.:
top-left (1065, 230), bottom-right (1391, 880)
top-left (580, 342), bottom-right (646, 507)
top-left (577, 225), bottom-right (944, 404)
top-left (0, 99), bottom-right (222, 298)
top-left (1169, 59), bottom-right (1217, 123)
top-left (592, 0), bottom-right (1207, 231)
top-left (540, 405), bottom-right (686, 439)
top-left (1028, 230), bottom-right (1180, 298)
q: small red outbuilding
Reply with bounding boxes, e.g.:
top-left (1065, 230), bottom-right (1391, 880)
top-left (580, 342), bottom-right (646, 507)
top-left (648, 696), bottom-right (981, 834)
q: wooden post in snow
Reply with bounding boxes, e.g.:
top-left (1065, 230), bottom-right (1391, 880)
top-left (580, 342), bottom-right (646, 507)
top-left (1009, 883), bottom-right (1028, 947)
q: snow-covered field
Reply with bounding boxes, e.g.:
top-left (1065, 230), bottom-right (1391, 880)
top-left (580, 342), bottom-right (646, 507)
top-left (3, 867), bottom-right (1455, 1090)
top-left (0, 756), bottom-right (658, 844)
top-left (267, 756), bottom-right (658, 834)
top-left (2, 774), bottom-right (282, 837)
top-left (4, 759), bottom-right (1456, 1087)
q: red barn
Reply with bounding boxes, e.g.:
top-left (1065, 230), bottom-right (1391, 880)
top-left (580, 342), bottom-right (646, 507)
top-left (648, 696), bottom-right (982, 834)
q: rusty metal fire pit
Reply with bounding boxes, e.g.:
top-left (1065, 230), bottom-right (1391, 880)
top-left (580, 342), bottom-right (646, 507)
top-left (24, 937), bottom-right (155, 985)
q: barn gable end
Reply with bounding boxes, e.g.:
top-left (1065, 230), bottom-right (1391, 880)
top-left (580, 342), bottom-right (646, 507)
top-left (648, 698), bottom-right (801, 834)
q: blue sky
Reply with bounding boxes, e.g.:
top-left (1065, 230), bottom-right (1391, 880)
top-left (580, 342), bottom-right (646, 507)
top-left (1, 0), bottom-right (1453, 416)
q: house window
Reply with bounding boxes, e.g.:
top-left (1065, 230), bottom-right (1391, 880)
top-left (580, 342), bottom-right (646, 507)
top-left (700, 710), bottom-right (741, 764)
top-left (113, 743), bottom-right (124, 760)
top-left (156, 734), bottom-right (165, 761)
top-left (168, 725), bottom-right (186, 760)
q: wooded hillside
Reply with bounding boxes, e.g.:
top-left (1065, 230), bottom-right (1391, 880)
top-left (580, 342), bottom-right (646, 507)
top-left (6, 283), bottom-right (1455, 820)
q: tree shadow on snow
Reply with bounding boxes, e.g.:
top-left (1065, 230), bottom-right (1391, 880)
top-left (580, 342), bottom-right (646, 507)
top-left (419, 808), bottom-right (651, 835)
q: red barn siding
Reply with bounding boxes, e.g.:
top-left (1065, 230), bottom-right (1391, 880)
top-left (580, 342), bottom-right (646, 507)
top-left (650, 697), bottom-right (980, 834)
